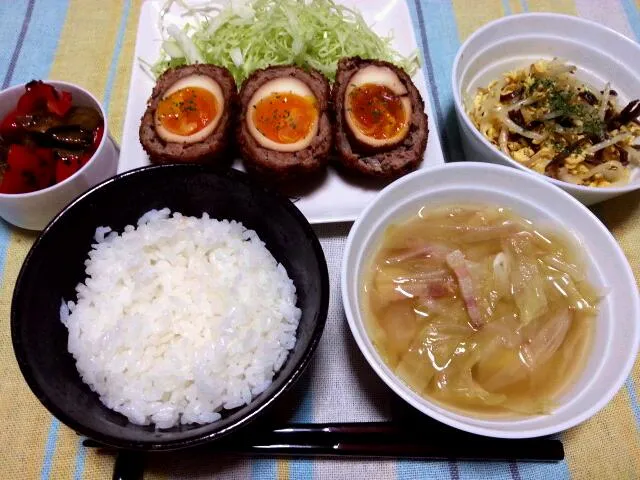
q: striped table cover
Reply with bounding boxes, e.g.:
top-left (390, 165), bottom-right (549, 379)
top-left (1, 1), bottom-right (639, 479)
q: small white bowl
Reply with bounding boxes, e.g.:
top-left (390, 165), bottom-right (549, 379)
top-left (0, 81), bottom-right (118, 230)
top-left (452, 13), bottom-right (640, 206)
top-left (341, 162), bottom-right (640, 438)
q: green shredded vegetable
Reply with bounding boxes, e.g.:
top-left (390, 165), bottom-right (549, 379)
top-left (151, 0), bottom-right (420, 84)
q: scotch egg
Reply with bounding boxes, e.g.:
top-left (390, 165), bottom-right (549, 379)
top-left (154, 75), bottom-right (225, 144)
top-left (139, 64), bottom-right (238, 165)
top-left (237, 65), bottom-right (332, 182)
top-left (332, 57), bottom-right (429, 179)
top-left (344, 65), bottom-right (412, 148)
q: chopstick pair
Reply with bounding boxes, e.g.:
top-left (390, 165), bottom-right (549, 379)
top-left (210, 422), bottom-right (564, 462)
top-left (86, 421), bottom-right (564, 480)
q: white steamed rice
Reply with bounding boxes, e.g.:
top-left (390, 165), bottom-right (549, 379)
top-left (60, 208), bottom-right (301, 429)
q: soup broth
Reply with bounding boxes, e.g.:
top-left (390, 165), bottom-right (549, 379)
top-left (362, 205), bottom-right (598, 416)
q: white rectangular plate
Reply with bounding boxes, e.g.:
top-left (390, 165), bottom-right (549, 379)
top-left (119, 0), bottom-right (445, 223)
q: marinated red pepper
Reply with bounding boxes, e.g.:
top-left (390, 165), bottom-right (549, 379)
top-left (54, 151), bottom-right (91, 183)
top-left (0, 145), bottom-right (55, 194)
top-left (16, 80), bottom-right (73, 117)
top-left (0, 109), bottom-right (21, 138)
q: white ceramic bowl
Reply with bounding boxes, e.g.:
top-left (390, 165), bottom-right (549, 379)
top-left (452, 13), bottom-right (640, 206)
top-left (0, 81), bottom-right (118, 230)
top-left (342, 162), bottom-right (640, 438)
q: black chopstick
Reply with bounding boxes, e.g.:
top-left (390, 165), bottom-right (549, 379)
top-left (111, 451), bottom-right (144, 480)
top-left (89, 420), bottom-right (564, 480)
top-left (214, 422), bottom-right (564, 462)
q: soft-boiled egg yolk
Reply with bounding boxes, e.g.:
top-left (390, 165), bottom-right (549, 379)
top-left (348, 84), bottom-right (407, 140)
top-left (247, 77), bottom-right (319, 152)
top-left (253, 93), bottom-right (316, 145)
top-left (344, 65), bottom-right (412, 148)
top-left (154, 75), bottom-right (224, 144)
top-left (156, 87), bottom-right (217, 136)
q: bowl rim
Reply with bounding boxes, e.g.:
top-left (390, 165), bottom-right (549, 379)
top-left (0, 80), bottom-right (110, 199)
top-left (10, 163), bottom-right (330, 450)
top-left (341, 161), bottom-right (640, 438)
top-left (451, 12), bottom-right (640, 195)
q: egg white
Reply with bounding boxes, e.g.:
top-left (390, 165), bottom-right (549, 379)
top-left (154, 75), bottom-right (225, 144)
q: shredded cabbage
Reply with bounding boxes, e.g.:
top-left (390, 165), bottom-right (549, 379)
top-left (151, 0), bottom-right (420, 84)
